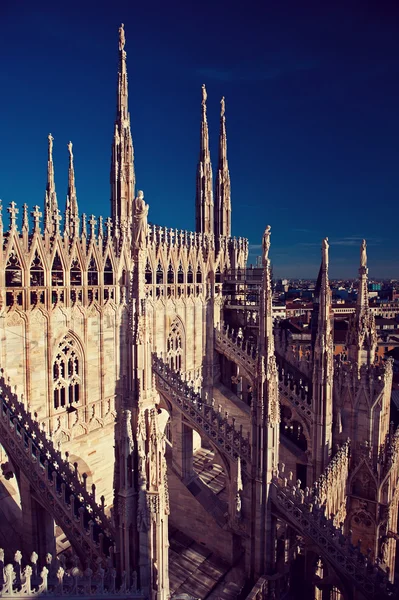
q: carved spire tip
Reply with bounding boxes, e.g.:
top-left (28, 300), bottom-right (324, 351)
top-left (220, 96), bottom-right (225, 117)
top-left (119, 23), bottom-right (126, 52)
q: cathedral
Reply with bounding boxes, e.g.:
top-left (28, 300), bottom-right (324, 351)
top-left (0, 23), bottom-right (398, 600)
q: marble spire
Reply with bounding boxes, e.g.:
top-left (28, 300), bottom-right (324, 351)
top-left (347, 239), bottom-right (377, 366)
top-left (66, 141), bottom-right (79, 237)
top-left (110, 23), bottom-right (136, 228)
top-left (214, 96), bottom-right (231, 238)
top-left (195, 84), bottom-right (213, 235)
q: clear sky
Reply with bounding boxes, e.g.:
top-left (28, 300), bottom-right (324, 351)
top-left (1, 1), bottom-right (398, 278)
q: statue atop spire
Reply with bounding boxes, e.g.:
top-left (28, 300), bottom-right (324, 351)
top-left (202, 84), bottom-right (207, 108)
top-left (360, 238), bottom-right (367, 268)
top-left (111, 23), bottom-right (136, 228)
top-left (196, 84), bottom-right (213, 235)
top-left (44, 133), bottom-right (58, 234)
top-left (262, 226), bottom-right (271, 265)
top-left (220, 96), bottom-right (225, 117)
top-left (119, 23), bottom-right (126, 51)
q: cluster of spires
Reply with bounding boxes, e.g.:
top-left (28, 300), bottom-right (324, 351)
top-left (43, 134), bottom-right (80, 239)
top-left (196, 84), bottom-right (232, 239)
top-left (2, 23), bottom-right (232, 245)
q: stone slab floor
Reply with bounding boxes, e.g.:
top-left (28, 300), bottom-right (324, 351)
top-left (168, 526), bottom-right (245, 599)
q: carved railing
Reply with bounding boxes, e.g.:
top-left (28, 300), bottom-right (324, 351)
top-left (147, 223), bottom-right (248, 256)
top-left (0, 549), bottom-right (144, 598)
top-left (313, 440), bottom-right (350, 525)
top-left (215, 323), bottom-right (258, 382)
top-left (153, 356), bottom-right (251, 468)
top-left (270, 474), bottom-right (395, 599)
top-left (244, 576), bottom-right (268, 599)
top-left (0, 375), bottom-right (115, 566)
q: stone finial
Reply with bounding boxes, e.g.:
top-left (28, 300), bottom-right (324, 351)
top-left (22, 203), bottom-right (29, 232)
top-left (8, 201), bottom-right (19, 230)
top-left (89, 215), bottom-right (97, 240)
top-left (220, 96), bottom-right (225, 117)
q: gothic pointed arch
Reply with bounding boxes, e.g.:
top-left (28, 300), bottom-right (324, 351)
top-left (156, 260), bottom-right (164, 285)
top-left (87, 254), bottom-right (99, 286)
top-left (51, 250), bottom-right (64, 286)
top-left (5, 246), bottom-right (23, 287)
top-left (104, 254), bottom-right (114, 285)
top-left (187, 263), bottom-right (194, 284)
top-left (30, 249), bottom-right (45, 287)
top-left (177, 261), bottom-right (184, 284)
top-left (52, 332), bottom-right (84, 412)
top-left (166, 316), bottom-right (185, 372)
top-left (145, 256), bottom-right (153, 285)
top-left (167, 261), bottom-right (174, 284)
top-left (70, 256), bottom-right (82, 286)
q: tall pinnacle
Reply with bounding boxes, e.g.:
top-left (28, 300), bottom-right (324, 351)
top-left (66, 142), bottom-right (79, 237)
top-left (195, 84), bottom-right (213, 234)
top-left (312, 238), bottom-right (333, 475)
top-left (214, 96), bottom-right (231, 238)
top-left (110, 23), bottom-right (136, 227)
top-left (44, 133), bottom-right (58, 232)
top-left (347, 239), bottom-right (377, 366)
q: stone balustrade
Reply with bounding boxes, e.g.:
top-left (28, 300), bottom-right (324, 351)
top-left (270, 470), bottom-right (395, 599)
top-left (147, 223), bottom-right (248, 255)
top-left (0, 549), bottom-right (144, 598)
top-left (215, 322), bottom-right (258, 382)
top-left (0, 374), bottom-right (115, 566)
top-left (313, 440), bottom-right (350, 525)
top-left (152, 355), bottom-right (250, 468)
top-left (244, 576), bottom-right (268, 599)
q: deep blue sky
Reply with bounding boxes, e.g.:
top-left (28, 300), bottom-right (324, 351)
top-left (1, 1), bottom-right (398, 278)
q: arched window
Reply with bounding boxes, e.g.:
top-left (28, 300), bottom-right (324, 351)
top-left (88, 256), bottom-right (98, 285)
top-left (30, 250), bottom-right (45, 286)
top-left (187, 264), bottom-right (193, 284)
top-left (156, 262), bottom-right (164, 284)
top-left (53, 335), bottom-right (82, 410)
top-left (167, 318), bottom-right (184, 372)
top-left (104, 256), bottom-right (114, 285)
top-left (145, 258), bottom-right (153, 284)
top-left (215, 265), bottom-right (222, 283)
top-left (51, 252), bottom-right (64, 286)
top-left (177, 263), bottom-right (184, 284)
top-left (196, 265), bottom-right (202, 283)
top-left (5, 250), bottom-right (22, 287)
top-left (70, 258), bottom-right (82, 286)
top-left (167, 263), bottom-right (174, 284)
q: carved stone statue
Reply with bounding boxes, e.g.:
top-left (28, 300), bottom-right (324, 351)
top-left (119, 23), bottom-right (125, 51)
top-left (360, 239), bottom-right (367, 268)
top-left (48, 133), bottom-right (54, 156)
top-left (67, 141), bottom-right (73, 161)
top-left (132, 191), bottom-right (149, 250)
top-left (322, 237), bottom-right (329, 267)
top-left (221, 96), bottom-right (225, 117)
top-left (202, 84), bottom-right (207, 106)
top-left (262, 225), bottom-right (271, 266)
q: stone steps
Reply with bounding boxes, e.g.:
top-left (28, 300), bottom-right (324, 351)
top-left (169, 527), bottom-right (232, 599)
